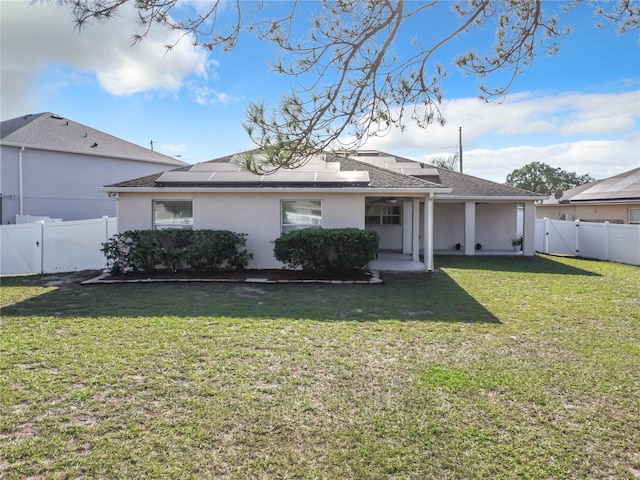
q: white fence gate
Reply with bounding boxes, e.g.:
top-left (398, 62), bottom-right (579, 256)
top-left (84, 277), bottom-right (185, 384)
top-left (1, 217), bottom-right (117, 275)
top-left (535, 218), bottom-right (640, 266)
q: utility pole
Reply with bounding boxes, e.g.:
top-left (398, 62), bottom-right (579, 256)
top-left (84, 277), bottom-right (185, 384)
top-left (458, 126), bottom-right (463, 173)
top-left (150, 140), bottom-right (154, 151)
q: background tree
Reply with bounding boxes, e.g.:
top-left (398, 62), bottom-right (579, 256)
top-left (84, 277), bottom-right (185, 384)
top-left (60, 0), bottom-right (638, 172)
top-left (505, 161), bottom-right (594, 194)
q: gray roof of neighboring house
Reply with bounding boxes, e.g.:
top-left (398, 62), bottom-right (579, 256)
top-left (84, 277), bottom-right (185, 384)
top-left (0, 112), bottom-right (186, 166)
top-left (541, 167), bottom-right (640, 205)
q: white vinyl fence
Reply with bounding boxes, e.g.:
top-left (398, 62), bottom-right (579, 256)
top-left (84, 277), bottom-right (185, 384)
top-left (1, 217), bottom-right (117, 275)
top-left (535, 218), bottom-right (640, 266)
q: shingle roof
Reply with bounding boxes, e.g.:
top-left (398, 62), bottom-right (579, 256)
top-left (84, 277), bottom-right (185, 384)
top-left (366, 152), bottom-right (543, 197)
top-left (331, 154), bottom-right (442, 188)
top-left (104, 149), bottom-right (546, 198)
top-left (0, 112), bottom-right (186, 166)
top-left (105, 151), bottom-right (446, 190)
top-left (541, 167), bottom-right (640, 205)
top-left (433, 167), bottom-right (541, 197)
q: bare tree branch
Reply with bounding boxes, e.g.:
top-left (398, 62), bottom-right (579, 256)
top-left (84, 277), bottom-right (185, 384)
top-left (51, 0), bottom-right (638, 171)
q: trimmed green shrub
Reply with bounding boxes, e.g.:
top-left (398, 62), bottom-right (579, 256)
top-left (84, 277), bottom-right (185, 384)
top-left (101, 229), bottom-right (252, 274)
top-left (183, 230), bottom-right (251, 271)
top-left (273, 228), bottom-right (378, 274)
top-left (155, 229), bottom-right (192, 272)
top-left (100, 230), bottom-right (157, 274)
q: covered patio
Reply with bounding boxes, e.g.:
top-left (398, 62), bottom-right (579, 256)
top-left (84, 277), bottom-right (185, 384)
top-left (366, 194), bottom-right (440, 272)
top-left (368, 251), bottom-right (426, 272)
top-left (368, 249), bottom-right (526, 272)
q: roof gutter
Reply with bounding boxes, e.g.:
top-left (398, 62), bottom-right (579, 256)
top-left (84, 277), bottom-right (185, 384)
top-left (98, 186), bottom-right (454, 195)
top-left (436, 195), bottom-right (546, 202)
top-left (568, 198), bottom-right (640, 205)
top-left (0, 140), bottom-right (185, 166)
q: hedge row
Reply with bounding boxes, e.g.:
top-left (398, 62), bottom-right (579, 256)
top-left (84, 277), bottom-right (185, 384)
top-left (273, 228), bottom-right (379, 274)
top-left (102, 227), bottom-right (379, 275)
top-left (101, 229), bottom-right (251, 274)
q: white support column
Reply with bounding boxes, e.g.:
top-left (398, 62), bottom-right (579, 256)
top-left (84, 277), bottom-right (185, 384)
top-left (412, 197), bottom-right (420, 261)
top-left (402, 200), bottom-right (413, 254)
top-left (464, 201), bottom-right (476, 256)
top-left (424, 194), bottom-right (434, 271)
top-left (523, 202), bottom-right (537, 256)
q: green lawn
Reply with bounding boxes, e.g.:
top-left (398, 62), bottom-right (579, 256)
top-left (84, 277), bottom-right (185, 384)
top-left (1, 255), bottom-right (639, 479)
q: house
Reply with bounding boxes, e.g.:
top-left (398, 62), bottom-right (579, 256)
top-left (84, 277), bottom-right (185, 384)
top-left (536, 167), bottom-right (640, 224)
top-left (101, 150), bottom-right (542, 271)
top-left (0, 112), bottom-right (186, 224)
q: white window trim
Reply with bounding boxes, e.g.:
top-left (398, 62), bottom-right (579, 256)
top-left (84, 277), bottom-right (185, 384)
top-left (629, 207), bottom-right (640, 225)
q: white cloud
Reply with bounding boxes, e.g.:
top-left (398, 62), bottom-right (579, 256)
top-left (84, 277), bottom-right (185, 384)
top-left (365, 91), bottom-right (639, 150)
top-left (418, 137), bottom-right (640, 183)
top-left (0, 1), bottom-right (212, 118)
top-left (188, 82), bottom-right (242, 106)
top-left (362, 90), bottom-right (640, 182)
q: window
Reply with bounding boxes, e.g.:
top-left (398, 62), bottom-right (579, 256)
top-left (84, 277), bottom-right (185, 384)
top-left (630, 208), bottom-right (640, 225)
top-left (281, 200), bottom-right (322, 233)
top-left (153, 200), bottom-right (193, 230)
top-left (365, 205), bottom-right (401, 225)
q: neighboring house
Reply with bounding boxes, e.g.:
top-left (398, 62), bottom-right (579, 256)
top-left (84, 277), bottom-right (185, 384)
top-left (0, 112), bottom-right (186, 223)
top-left (101, 150), bottom-right (542, 271)
top-left (537, 168), bottom-right (640, 224)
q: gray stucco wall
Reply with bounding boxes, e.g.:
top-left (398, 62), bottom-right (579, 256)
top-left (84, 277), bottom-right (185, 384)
top-left (0, 145), bottom-right (177, 223)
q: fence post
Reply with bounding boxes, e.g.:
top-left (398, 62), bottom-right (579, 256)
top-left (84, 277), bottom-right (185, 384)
top-left (603, 221), bottom-right (609, 261)
top-left (575, 220), bottom-right (580, 254)
top-left (102, 216), bottom-right (109, 242)
top-left (544, 217), bottom-right (549, 254)
top-left (37, 220), bottom-right (45, 274)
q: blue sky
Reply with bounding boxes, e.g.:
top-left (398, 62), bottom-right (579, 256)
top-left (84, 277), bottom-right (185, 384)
top-left (1, 0), bottom-right (638, 183)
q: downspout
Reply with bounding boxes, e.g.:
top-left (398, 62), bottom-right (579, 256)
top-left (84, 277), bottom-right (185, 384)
top-left (19, 146), bottom-right (25, 215)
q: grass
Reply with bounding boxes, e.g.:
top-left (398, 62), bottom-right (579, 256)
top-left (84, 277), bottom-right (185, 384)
top-left (1, 254), bottom-right (639, 479)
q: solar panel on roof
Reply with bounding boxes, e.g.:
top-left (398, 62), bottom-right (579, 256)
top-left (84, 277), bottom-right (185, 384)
top-left (264, 171), bottom-right (316, 182)
top-left (360, 160), bottom-right (393, 168)
top-left (354, 155), bottom-right (397, 164)
top-left (156, 171), bottom-right (214, 183)
top-left (281, 161), bottom-right (340, 171)
top-left (155, 169), bottom-right (370, 185)
top-left (315, 171), bottom-right (369, 182)
top-left (208, 171), bottom-right (262, 182)
top-left (393, 167), bottom-right (439, 177)
top-left (190, 163), bottom-right (243, 172)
